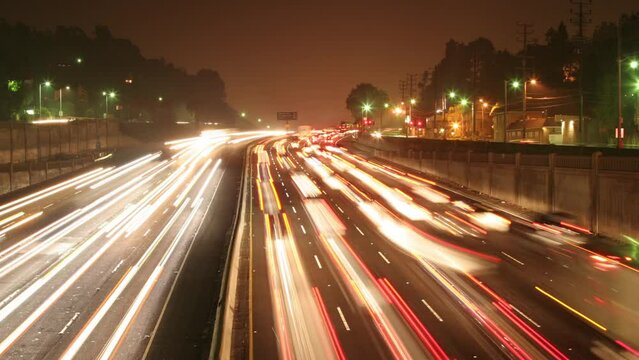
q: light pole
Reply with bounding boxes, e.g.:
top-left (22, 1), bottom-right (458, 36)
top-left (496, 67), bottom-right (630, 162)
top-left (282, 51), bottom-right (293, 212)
top-left (59, 86), bottom-right (71, 117)
top-left (39, 81), bottom-right (51, 118)
top-left (408, 98), bottom-right (416, 137)
top-left (480, 101), bottom-right (488, 137)
top-left (615, 17), bottom-right (639, 149)
top-left (103, 91), bottom-right (116, 119)
top-left (522, 79), bottom-right (537, 141)
top-left (380, 103), bottom-right (389, 132)
top-left (361, 103), bottom-right (372, 130)
top-left (460, 98), bottom-right (469, 138)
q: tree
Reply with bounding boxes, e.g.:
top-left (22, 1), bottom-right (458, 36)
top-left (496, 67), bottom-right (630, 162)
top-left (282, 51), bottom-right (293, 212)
top-left (0, 19), bottom-right (235, 125)
top-left (345, 83), bottom-right (389, 123)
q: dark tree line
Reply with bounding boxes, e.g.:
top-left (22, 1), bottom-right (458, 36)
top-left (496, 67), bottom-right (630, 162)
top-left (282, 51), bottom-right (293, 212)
top-left (417, 13), bottom-right (639, 144)
top-left (0, 20), bottom-right (237, 125)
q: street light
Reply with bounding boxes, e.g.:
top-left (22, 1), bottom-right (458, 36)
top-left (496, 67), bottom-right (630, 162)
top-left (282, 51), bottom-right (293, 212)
top-left (39, 81), bottom-right (52, 117)
top-left (58, 86), bottom-right (71, 117)
top-left (630, 60), bottom-right (639, 70)
top-left (361, 103), bottom-right (372, 129)
top-left (379, 103), bottom-right (389, 132)
top-left (158, 96), bottom-right (163, 102)
top-left (257, 118), bottom-right (262, 122)
top-left (103, 91), bottom-right (116, 119)
top-left (76, 57), bottom-right (83, 64)
top-left (520, 78), bottom-right (539, 141)
top-left (241, 112), bottom-right (246, 118)
top-left (448, 91), bottom-right (456, 99)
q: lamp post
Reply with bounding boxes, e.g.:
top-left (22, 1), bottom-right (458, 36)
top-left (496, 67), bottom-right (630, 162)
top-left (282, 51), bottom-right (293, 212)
top-left (522, 79), bottom-right (537, 141)
top-left (59, 86), bottom-right (71, 117)
top-left (460, 98), bottom-right (470, 138)
top-left (380, 103), bottom-right (389, 132)
top-left (408, 99), bottom-right (416, 137)
top-left (361, 103), bottom-right (372, 131)
top-left (103, 91), bottom-right (116, 119)
top-left (615, 18), bottom-right (639, 149)
top-left (39, 81), bottom-right (51, 118)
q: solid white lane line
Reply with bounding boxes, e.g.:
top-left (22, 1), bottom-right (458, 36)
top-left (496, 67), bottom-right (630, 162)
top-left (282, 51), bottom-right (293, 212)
top-left (355, 226), bottom-right (364, 236)
top-left (336, 206), bottom-right (344, 213)
top-left (336, 307), bottom-right (351, 331)
top-left (421, 299), bottom-right (443, 322)
top-left (143, 229), bottom-right (151, 237)
top-left (501, 251), bottom-right (525, 266)
top-left (292, 206), bottom-right (297, 214)
top-left (378, 251), bottom-right (390, 264)
top-left (314, 255), bottom-right (322, 270)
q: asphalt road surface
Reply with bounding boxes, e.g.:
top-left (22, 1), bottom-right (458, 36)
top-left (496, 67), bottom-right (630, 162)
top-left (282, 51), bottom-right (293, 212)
top-left (0, 130), bottom-right (270, 359)
top-left (242, 135), bottom-right (638, 359)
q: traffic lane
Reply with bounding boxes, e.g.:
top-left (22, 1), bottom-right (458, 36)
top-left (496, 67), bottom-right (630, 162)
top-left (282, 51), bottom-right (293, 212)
top-left (475, 260), bottom-right (619, 359)
top-left (268, 146), bottom-right (394, 359)
top-left (0, 152), bottom-right (164, 246)
top-left (0, 157), bottom-right (199, 359)
top-left (143, 146), bottom-right (244, 359)
top-left (254, 142), bottom-right (380, 358)
top-left (289, 149), bottom-right (510, 359)
top-left (0, 148), bottom-right (218, 358)
top-left (88, 166), bottom-right (229, 360)
top-left (309, 179), bottom-right (509, 359)
top-left (333, 147), bottom-right (631, 355)
top-left (0, 159), bottom-right (171, 305)
top-left (0, 156), bottom-right (167, 293)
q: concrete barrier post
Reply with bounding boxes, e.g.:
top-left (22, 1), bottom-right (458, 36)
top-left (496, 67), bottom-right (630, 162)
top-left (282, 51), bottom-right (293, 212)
top-left (548, 153), bottom-right (556, 213)
top-left (447, 150), bottom-right (453, 178)
top-left (28, 161), bottom-right (32, 186)
top-left (466, 150), bottom-right (472, 187)
top-left (591, 152), bottom-right (601, 233)
top-left (45, 161), bottom-right (49, 181)
top-left (488, 152), bottom-right (494, 196)
top-left (9, 163), bottom-right (13, 191)
top-left (515, 153), bottom-right (521, 205)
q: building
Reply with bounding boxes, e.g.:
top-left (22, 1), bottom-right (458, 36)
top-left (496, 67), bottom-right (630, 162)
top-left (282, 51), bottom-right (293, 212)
top-left (504, 114), bottom-right (581, 144)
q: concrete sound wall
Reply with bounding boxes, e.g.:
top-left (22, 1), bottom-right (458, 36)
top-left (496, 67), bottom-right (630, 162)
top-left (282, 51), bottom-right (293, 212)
top-left (0, 120), bottom-right (139, 195)
top-left (355, 137), bottom-right (639, 242)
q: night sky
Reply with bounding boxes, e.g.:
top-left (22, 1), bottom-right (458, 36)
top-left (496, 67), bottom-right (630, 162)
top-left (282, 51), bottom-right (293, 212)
top-left (2, 0), bottom-right (637, 127)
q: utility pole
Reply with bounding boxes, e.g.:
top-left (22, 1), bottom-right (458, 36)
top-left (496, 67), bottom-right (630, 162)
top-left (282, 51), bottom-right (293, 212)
top-left (517, 22), bottom-right (534, 140)
top-left (399, 80), bottom-right (408, 102)
top-left (471, 51), bottom-right (478, 139)
top-left (570, 0), bottom-right (592, 144)
top-left (617, 17), bottom-right (624, 149)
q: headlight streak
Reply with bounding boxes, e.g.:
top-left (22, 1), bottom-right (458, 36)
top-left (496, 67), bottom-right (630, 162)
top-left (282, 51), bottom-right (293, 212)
top-left (297, 144), bottom-right (548, 359)
top-left (0, 212), bottom-right (42, 238)
top-left (60, 197), bottom-right (192, 360)
top-left (79, 153), bottom-right (160, 190)
top-left (0, 160), bottom-right (171, 281)
top-left (0, 167), bottom-right (107, 217)
top-left (0, 160), bottom-right (170, 331)
top-left (257, 143), bottom-right (341, 359)
top-left (0, 212), bottom-right (25, 229)
top-left (0, 131), bottom-right (236, 358)
top-left (97, 196), bottom-right (204, 360)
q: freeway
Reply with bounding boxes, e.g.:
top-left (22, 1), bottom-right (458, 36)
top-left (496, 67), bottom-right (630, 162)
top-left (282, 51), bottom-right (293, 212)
top-left (240, 134), bottom-right (639, 359)
top-left (0, 130), bottom-right (275, 359)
